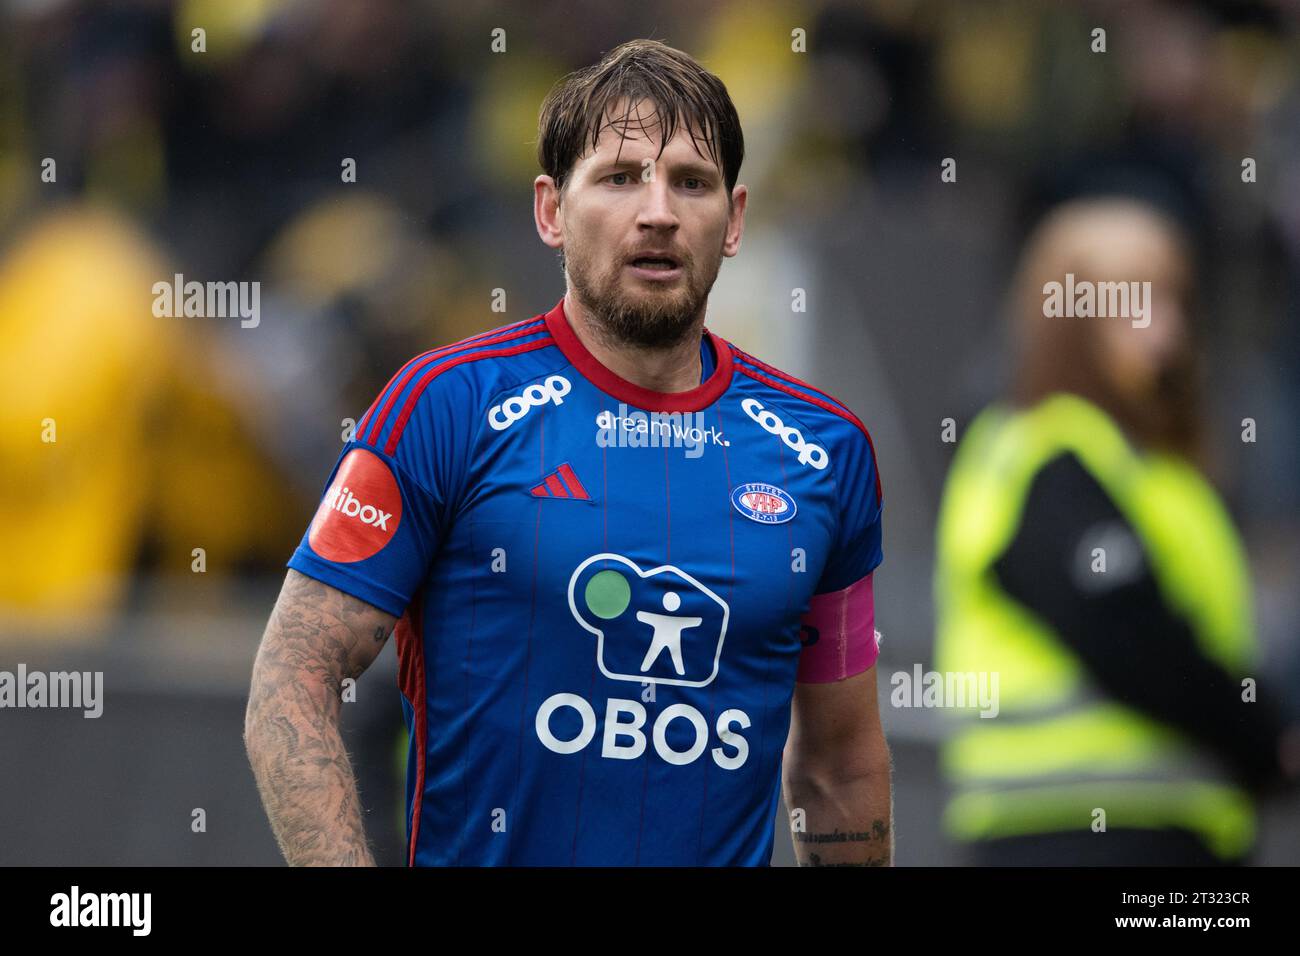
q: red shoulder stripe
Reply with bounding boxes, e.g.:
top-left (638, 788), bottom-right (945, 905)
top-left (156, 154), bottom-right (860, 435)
top-left (735, 364), bottom-right (882, 504)
top-left (358, 319), bottom-right (540, 442)
top-left (364, 320), bottom-right (547, 446)
top-left (359, 316), bottom-right (545, 440)
top-left (729, 345), bottom-right (858, 422)
top-left (383, 337), bottom-right (555, 455)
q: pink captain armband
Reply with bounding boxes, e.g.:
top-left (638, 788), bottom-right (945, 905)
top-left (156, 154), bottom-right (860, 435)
top-left (796, 572), bottom-right (879, 683)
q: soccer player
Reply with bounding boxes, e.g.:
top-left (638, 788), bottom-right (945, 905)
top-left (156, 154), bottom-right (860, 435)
top-left (244, 39), bottom-right (890, 866)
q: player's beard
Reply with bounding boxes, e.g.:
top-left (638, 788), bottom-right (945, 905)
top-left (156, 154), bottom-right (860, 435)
top-left (564, 236), bottom-right (724, 350)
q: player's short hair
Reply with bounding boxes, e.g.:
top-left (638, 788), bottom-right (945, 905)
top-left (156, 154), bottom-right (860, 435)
top-left (537, 39), bottom-right (744, 202)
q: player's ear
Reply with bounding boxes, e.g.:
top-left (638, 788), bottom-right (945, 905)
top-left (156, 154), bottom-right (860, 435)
top-left (723, 183), bottom-right (747, 258)
top-left (534, 175), bottom-right (564, 250)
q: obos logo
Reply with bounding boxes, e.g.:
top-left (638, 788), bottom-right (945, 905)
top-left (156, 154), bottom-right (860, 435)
top-left (534, 554), bottom-right (750, 770)
top-left (741, 397), bottom-right (828, 469)
top-left (567, 554), bottom-right (728, 687)
top-left (308, 449), bottom-right (402, 562)
top-left (488, 375), bottom-right (571, 431)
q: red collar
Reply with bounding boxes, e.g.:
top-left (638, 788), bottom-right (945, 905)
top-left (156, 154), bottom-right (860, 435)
top-left (543, 296), bottom-right (734, 412)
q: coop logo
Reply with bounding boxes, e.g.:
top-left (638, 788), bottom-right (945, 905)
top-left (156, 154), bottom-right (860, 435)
top-left (308, 449), bottom-right (402, 562)
top-left (488, 375), bottom-right (571, 431)
top-left (730, 482), bottom-right (796, 524)
top-left (535, 553), bottom-right (750, 769)
top-left (741, 397), bottom-right (828, 469)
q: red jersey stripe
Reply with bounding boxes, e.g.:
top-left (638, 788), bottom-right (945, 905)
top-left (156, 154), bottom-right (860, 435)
top-left (557, 462), bottom-right (589, 499)
top-left (735, 364), bottom-right (883, 504)
top-left (358, 316), bottom-right (544, 438)
top-left (383, 337), bottom-right (556, 455)
top-left (728, 345), bottom-right (850, 410)
top-left (362, 319), bottom-right (548, 445)
top-left (395, 594), bottom-right (428, 866)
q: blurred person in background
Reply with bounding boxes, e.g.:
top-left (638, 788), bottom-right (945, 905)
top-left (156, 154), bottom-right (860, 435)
top-left (0, 186), bottom-right (304, 642)
top-left (0, 202), bottom-right (302, 638)
top-left (0, 0), bottom-right (311, 638)
top-left (933, 196), bottom-right (1300, 865)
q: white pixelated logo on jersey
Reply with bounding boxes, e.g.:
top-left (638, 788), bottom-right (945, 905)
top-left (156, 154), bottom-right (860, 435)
top-left (488, 375), bottom-right (571, 431)
top-left (566, 553), bottom-right (729, 687)
top-left (541, 554), bottom-right (750, 770)
top-left (308, 449), bottom-right (403, 563)
top-left (741, 397), bottom-right (828, 469)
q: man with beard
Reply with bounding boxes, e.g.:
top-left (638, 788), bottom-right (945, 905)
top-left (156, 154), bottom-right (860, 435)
top-left (245, 40), bottom-right (891, 866)
top-left (933, 197), bottom-right (1300, 866)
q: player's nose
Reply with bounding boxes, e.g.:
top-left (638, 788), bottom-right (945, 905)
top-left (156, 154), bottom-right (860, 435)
top-left (635, 171), bottom-right (680, 232)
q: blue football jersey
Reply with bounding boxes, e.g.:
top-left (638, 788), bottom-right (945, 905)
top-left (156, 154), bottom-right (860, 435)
top-left (288, 297), bottom-right (884, 865)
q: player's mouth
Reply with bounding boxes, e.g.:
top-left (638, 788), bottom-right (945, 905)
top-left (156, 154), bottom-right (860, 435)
top-left (626, 252), bottom-right (684, 282)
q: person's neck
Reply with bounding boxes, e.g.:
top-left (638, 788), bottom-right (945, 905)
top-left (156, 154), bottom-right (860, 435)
top-left (563, 291), bottom-right (706, 393)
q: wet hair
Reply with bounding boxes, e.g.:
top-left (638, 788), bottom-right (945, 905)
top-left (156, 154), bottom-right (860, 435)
top-left (537, 39), bottom-right (744, 200)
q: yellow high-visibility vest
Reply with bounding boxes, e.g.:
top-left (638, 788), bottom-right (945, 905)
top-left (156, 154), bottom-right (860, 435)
top-left (933, 392), bottom-right (1258, 859)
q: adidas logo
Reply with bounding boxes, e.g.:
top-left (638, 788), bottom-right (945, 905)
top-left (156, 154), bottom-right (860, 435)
top-left (530, 463), bottom-right (590, 500)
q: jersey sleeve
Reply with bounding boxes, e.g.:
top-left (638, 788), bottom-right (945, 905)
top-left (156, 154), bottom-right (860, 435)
top-left (797, 416), bottom-right (884, 682)
top-left (814, 420), bottom-right (883, 595)
top-left (286, 368), bottom-right (471, 617)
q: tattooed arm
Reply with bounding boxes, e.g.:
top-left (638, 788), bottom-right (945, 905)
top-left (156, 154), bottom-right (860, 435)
top-left (782, 666), bottom-right (893, 866)
top-left (243, 569), bottom-right (398, 866)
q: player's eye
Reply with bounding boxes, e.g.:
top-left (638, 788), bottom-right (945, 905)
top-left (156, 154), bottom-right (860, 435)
top-left (606, 172), bottom-right (633, 186)
top-left (683, 178), bottom-right (707, 191)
